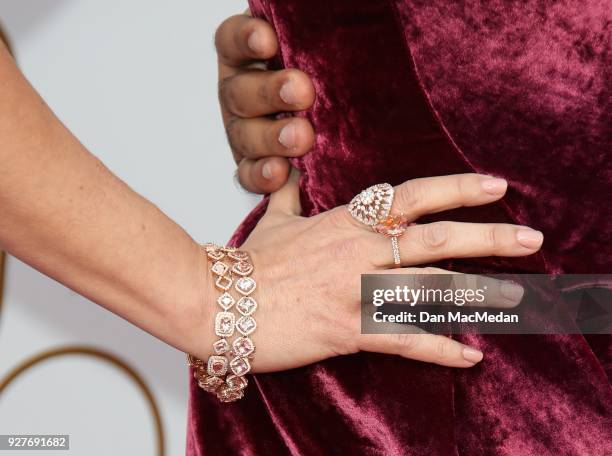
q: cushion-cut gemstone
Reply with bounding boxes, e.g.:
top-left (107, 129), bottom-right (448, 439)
top-left (213, 339), bottom-right (230, 355)
top-left (215, 275), bottom-right (233, 291)
top-left (207, 250), bottom-right (225, 261)
top-left (207, 355), bottom-right (228, 376)
top-left (215, 311), bottom-right (235, 337)
top-left (236, 297), bottom-right (257, 316)
top-left (231, 261), bottom-right (253, 276)
top-left (235, 277), bottom-right (256, 295)
top-left (198, 374), bottom-right (224, 393)
top-left (228, 251), bottom-right (249, 261)
top-left (372, 214), bottom-right (410, 237)
top-left (232, 337), bottom-right (255, 357)
top-left (217, 385), bottom-right (244, 403)
top-left (226, 374), bottom-right (248, 390)
top-left (211, 261), bottom-right (229, 276)
top-left (217, 292), bottom-right (235, 310)
top-left (236, 316), bottom-right (257, 336)
top-left (229, 357), bottom-right (251, 376)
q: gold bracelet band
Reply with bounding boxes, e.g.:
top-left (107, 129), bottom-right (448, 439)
top-left (187, 243), bottom-right (257, 403)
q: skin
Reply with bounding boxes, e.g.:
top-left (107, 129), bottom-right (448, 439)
top-left (242, 170), bottom-right (544, 370)
top-left (0, 29), bottom-right (544, 373)
top-left (216, 13), bottom-right (315, 194)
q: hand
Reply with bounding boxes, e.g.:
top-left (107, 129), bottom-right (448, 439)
top-left (201, 172), bottom-right (544, 371)
top-left (215, 12), bottom-right (315, 194)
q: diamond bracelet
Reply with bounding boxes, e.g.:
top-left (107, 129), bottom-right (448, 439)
top-left (186, 243), bottom-right (257, 403)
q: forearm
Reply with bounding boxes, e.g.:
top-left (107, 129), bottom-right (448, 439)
top-left (0, 43), bottom-right (213, 358)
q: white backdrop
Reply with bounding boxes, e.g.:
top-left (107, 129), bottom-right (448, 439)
top-left (0, 1), bottom-right (254, 455)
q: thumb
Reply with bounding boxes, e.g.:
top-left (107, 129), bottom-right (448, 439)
top-left (267, 167), bottom-right (301, 216)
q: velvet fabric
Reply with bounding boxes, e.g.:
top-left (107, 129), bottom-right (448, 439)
top-left (187, 1), bottom-right (611, 454)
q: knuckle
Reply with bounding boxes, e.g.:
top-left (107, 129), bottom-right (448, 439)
top-left (236, 158), bottom-right (257, 192)
top-left (224, 116), bottom-right (243, 152)
top-left (214, 15), bottom-right (247, 59)
top-left (327, 206), bottom-right (358, 229)
top-left (218, 76), bottom-right (235, 107)
top-left (455, 174), bottom-right (472, 200)
top-left (219, 76), bottom-right (249, 117)
top-left (264, 123), bottom-right (280, 152)
top-left (257, 76), bottom-right (274, 107)
top-left (485, 225), bottom-right (500, 251)
top-left (213, 21), bottom-right (227, 54)
top-left (395, 333), bottom-right (419, 354)
top-left (421, 222), bottom-right (449, 251)
top-left (396, 180), bottom-right (424, 211)
top-left (434, 338), bottom-right (450, 362)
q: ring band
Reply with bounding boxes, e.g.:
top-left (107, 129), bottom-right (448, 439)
top-left (390, 236), bottom-right (401, 266)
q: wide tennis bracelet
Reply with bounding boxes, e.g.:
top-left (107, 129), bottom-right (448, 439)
top-left (186, 243), bottom-right (257, 403)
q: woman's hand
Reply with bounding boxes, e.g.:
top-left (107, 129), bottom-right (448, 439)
top-left (200, 171), bottom-right (544, 371)
top-left (215, 12), bottom-right (315, 193)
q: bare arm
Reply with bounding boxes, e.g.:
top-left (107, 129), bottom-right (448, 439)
top-left (0, 42), bottom-right (213, 358)
top-left (0, 33), bottom-right (544, 374)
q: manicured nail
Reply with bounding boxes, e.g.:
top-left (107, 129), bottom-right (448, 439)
top-left (480, 176), bottom-right (507, 194)
top-left (247, 30), bottom-right (264, 54)
top-left (279, 123), bottom-right (297, 149)
top-left (463, 347), bottom-right (484, 364)
top-left (516, 228), bottom-right (544, 249)
top-left (279, 81), bottom-right (298, 105)
top-left (500, 281), bottom-right (524, 303)
top-left (262, 161), bottom-right (273, 180)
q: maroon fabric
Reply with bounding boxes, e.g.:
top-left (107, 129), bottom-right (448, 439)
top-left (187, 1), bottom-right (612, 454)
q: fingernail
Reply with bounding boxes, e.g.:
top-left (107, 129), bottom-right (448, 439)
top-left (463, 347), bottom-right (484, 364)
top-left (480, 176), bottom-right (507, 194)
top-left (500, 281), bottom-right (524, 303)
top-left (279, 81), bottom-right (298, 105)
top-left (516, 228), bottom-right (544, 249)
top-left (279, 123), bottom-right (297, 149)
top-left (247, 30), bottom-right (264, 54)
top-left (262, 161), bottom-right (273, 180)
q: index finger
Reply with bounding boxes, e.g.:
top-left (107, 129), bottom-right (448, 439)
top-left (215, 14), bottom-right (279, 67)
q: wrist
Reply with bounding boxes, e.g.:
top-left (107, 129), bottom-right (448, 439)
top-left (179, 242), bottom-right (217, 360)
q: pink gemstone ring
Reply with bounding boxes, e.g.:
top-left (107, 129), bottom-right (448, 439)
top-left (348, 184), bottom-right (414, 267)
top-left (373, 214), bottom-right (412, 267)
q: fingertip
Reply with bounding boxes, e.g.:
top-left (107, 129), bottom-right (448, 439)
top-left (216, 15), bottom-right (278, 66)
top-left (480, 175), bottom-right (508, 196)
top-left (462, 347), bottom-right (484, 364)
top-left (294, 118), bottom-right (315, 153)
top-left (245, 18), bottom-right (278, 59)
top-left (251, 157), bottom-right (291, 194)
top-left (278, 69), bottom-right (316, 110)
top-left (277, 118), bottom-right (315, 156)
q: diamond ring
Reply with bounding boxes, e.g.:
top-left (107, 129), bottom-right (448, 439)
top-left (347, 183), bottom-right (394, 226)
top-left (348, 183), bottom-right (412, 267)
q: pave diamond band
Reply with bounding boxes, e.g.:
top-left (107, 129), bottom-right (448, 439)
top-left (187, 243), bottom-right (257, 403)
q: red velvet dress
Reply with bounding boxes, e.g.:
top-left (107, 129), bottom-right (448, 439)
top-left (187, 1), bottom-right (611, 454)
